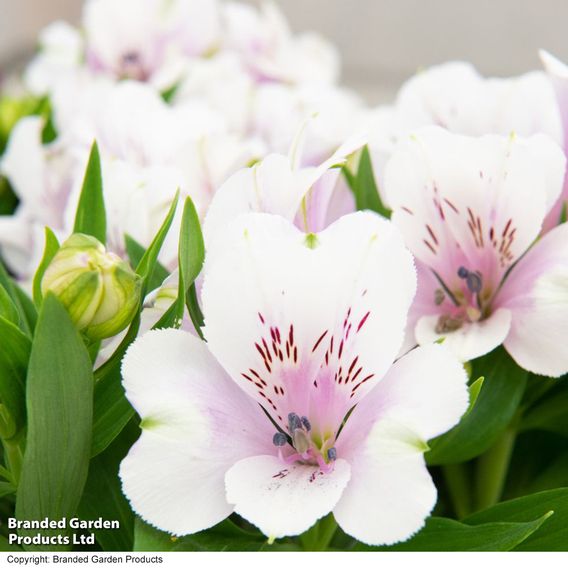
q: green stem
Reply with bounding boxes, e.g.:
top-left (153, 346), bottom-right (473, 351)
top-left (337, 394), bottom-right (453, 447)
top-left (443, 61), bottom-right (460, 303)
top-left (475, 426), bottom-right (517, 511)
top-left (442, 463), bottom-right (472, 519)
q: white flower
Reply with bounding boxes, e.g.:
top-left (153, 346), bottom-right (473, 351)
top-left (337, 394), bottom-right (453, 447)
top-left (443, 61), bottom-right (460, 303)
top-left (385, 126), bottom-right (568, 376)
top-left (119, 211), bottom-right (468, 544)
top-left (369, 61), bottom-right (563, 203)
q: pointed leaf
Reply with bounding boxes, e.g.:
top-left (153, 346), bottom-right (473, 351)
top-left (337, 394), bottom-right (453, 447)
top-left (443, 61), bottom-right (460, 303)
top-left (32, 227), bottom-right (60, 306)
top-left (16, 294), bottom-right (93, 551)
top-left (466, 488), bottom-right (568, 551)
top-left (73, 141), bottom-right (106, 243)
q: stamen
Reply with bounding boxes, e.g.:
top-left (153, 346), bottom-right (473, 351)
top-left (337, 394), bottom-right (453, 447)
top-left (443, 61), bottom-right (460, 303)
top-left (273, 432), bottom-right (287, 447)
top-left (292, 429), bottom-right (310, 454)
top-left (457, 266), bottom-right (469, 279)
top-left (301, 416), bottom-right (311, 431)
top-left (327, 447), bottom-right (337, 461)
top-left (466, 271), bottom-right (482, 293)
top-left (288, 413), bottom-right (301, 432)
top-left (434, 289), bottom-right (445, 306)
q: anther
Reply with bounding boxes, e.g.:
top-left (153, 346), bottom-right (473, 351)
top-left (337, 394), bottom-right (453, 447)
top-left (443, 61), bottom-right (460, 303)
top-left (288, 412), bottom-right (301, 432)
top-left (301, 416), bottom-right (311, 431)
top-left (292, 429), bottom-right (310, 454)
top-left (273, 432), bottom-right (287, 447)
top-left (466, 271), bottom-right (482, 294)
top-left (457, 266), bottom-right (469, 279)
top-left (434, 289), bottom-right (445, 306)
top-left (327, 447), bottom-right (337, 461)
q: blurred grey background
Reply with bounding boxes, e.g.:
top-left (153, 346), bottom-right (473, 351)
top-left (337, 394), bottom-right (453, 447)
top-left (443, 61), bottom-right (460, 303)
top-left (1, 0), bottom-right (568, 103)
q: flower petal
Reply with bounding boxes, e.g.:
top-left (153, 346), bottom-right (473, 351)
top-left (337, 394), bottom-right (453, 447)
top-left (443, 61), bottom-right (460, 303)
top-left (497, 222), bottom-right (568, 377)
top-left (225, 454), bottom-right (351, 539)
top-left (333, 420), bottom-right (436, 546)
top-left (384, 127), bottom-right (564, 287)
top-left (337, 344), bottom-right (468, 457)
top-left (202, 211), bottom-right (416, 435)
top-left (120, 328), bottom-right (274, 536)
top-left (415, 308), bottom-right (512, 363)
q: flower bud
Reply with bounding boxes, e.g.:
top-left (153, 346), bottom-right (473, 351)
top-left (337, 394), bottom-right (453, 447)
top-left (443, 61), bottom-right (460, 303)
top-left (41, 233), bottom-right (142, 341)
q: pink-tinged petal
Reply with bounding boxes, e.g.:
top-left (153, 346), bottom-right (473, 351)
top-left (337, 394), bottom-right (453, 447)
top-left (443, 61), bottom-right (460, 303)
top-left (415, 308), bottom-right (512, 363)
top-left (384, 127), bottom-right (564, 288)
top-left (497, 223), bottom-right (568, 377)
top-left (203, 155), bottom-right (305, 251)
top-left (201, 211), bottom-right (416, 437)
top-left (540, 50), bottom-right (568, 232)
top-left (204, 136), bottom-right (364, 251)
top-left (399, 260), bottom-right (440, 355)
top-left (120, 329), bottom-right (274, 536)
top-left (225, 455), bottom-right (351, 539)
top-left (336, 344), bottom-right (468, 460)
top-left (333, 423), bottom-right (436, 546)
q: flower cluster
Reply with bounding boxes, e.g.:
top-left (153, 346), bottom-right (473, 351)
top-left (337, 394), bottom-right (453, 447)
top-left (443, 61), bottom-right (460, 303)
top-left (1, 0), bottom-right (568, 554)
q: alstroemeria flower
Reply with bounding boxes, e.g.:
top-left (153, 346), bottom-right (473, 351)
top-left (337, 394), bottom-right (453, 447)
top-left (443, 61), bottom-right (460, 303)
top-left (222, 1), bottom-right (339, 85)
top-left (385, 127), bottom-right (568, 376)
top-left (120, 211), bottom-right (468, 544)
top-left (369, 61), bottom-right (563, 206)
top-left (0, 116), bottom-right (77, 278)
top-left (83, 0), bottom-right (219, 88)
top-left (203, 135), bottom-right (364, 263)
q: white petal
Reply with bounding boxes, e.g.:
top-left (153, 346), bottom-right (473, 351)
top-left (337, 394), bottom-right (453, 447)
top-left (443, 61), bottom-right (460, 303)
top-left (1, 117), bottom-right (46, 205)
top-left (384, 127), bottom-right (563, 286)
top-left (333, 419), bottom-right (436, 546)
top-left (120, 329), bottom-right (274, 536)
top-left (225, 455), bottom-right (351, 539)
top-left (497, 222), bottom-right (568, 377)
top-left (201, 211), bottom-right (416, 433)
top-left (339, 344), bottom-right (468, 455)
top-left (415, 308), bottom-right (512, 363)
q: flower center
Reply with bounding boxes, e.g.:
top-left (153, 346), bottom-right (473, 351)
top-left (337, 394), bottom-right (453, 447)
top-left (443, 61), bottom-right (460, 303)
top-left (119, 51), bottom-right (149, 81)
top-left (434, 266), bottom-right (494, 333)
top-left (272, 412), bottom-right (337, 473)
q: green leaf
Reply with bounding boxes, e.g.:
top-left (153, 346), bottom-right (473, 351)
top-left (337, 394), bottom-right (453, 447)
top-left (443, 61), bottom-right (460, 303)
top-left (134, 518), bottom-right (300, 552)
top-left (0, 316), bottom-right (31, 439)
top-left (90, 196), bottom-right (179, 456)
top-left (178, 196), bottom-right (205, 287)
top-left (91, 315), bottom-right (140, 457)
top-left (465, 488), bottom-right (568, 551)
top-left (0, 534), bottom-right (22, 551)
top-left (427, 348), bottom-right (527, 465)
top-left (73, 141), bottom-right (106, 243)
top-left (153, 196), bottom-right (204, 331)
top-left (91, 365), bottom-right (136, 458)
top-left (0, 260), bottom-right (36, 336)
top-left (78, 421), bottom-right (138, 551)
top-left (32, 227), bottom-right (60, 306)
top-left (0, 480), bottom-right (16, 497)
top-left (0, 284), bottom-right (19, 325)
top-left (465, 376), bottom-right (484, 416)
top-left (125, 234), bottom-right (169, 292)
top-left (136, 191), bottom-right (179, 296)
top-left (355, 513), bottom-right (552, 551)
top-left (520, 377), bottom-right (568, 438)
top-left (522, 451), bottom-right (568, 494)
top-left (16, 294), bottom-right (94, 551)
top-left (345, 146), bottom-right (391, 218)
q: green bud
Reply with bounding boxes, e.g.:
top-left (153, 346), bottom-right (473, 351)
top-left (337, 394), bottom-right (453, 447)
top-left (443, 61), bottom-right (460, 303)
top-left (41, 233), bottom-right (142, 341)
